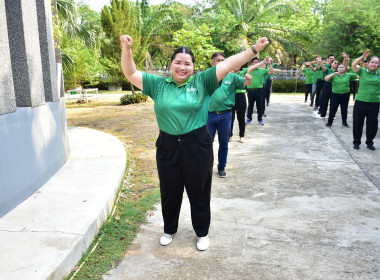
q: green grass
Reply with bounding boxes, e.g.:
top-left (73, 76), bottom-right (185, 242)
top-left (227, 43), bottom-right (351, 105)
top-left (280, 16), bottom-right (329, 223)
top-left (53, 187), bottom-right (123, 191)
top-left (64, 100), bottom-right (160, 279)
top-left (65, 150), bottom-right (160, 280)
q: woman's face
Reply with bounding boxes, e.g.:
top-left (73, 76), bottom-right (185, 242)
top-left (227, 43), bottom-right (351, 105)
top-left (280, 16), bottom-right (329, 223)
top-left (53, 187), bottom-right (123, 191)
top-left (368, 58), bottom-right (379, 72)
top-left (171, 53), bottom-right (194, 85)
top-left (331, 60), bottom-right (339, 69)
top-left (337, 64), bottom-right (346, 73)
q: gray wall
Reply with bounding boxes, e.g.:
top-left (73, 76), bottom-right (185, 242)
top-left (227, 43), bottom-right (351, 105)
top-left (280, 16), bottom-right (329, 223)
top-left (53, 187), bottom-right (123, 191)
top-left (0, 0), bottom-right (69, 218)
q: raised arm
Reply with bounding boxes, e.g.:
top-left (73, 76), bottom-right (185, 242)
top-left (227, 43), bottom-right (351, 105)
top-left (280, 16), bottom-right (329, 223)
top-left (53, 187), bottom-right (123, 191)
top-left (275, 53), bottom-right (282, 66)
top-left (342, 52), bottom-right (350, 70)
top-left (324, 72), bottom-right (337, 82)
top-left (247, 59), bottom-right (268, 74)
top-left (268, 58), bottom-right (274, 75)
top-left (352, 50), bottom-right (370, 73)
top-left (216, 37), bottom-right (269, 82)
top-left (120, 35), bottom-right (143, 90)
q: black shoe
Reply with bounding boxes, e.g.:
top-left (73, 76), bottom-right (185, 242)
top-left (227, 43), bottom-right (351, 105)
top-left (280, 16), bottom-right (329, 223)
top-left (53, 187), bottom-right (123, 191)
top-left (367, 145), bottom-right (376, 151)
top-left (325, 123), bottom-right (332, 127)
top-left (218, 167), bottom-right (226, 178)
top-left (342, 123), bottom-right (349, 128)
top-left (353, 144), bottom-right (360, 150)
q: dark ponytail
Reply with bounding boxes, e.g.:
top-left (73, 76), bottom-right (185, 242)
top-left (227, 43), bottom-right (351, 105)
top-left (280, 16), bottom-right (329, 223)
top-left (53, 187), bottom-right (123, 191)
top-left (171, 47), bottom-right (195, 64)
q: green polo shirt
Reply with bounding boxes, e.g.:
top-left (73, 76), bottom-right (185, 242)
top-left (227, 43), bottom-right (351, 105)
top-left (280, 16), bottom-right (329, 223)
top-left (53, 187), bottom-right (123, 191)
top-left (236, 70), bottom-right (247, 94)
top-left (315, 64), bottom-right (324, 80)
top-left (323, 63), bottom-right (331, 78)
top-left (143, 66), bottom-right (219, 135)
top-left (330, 73), bottom-right (357, 94)
top-left (325, 67), bottom-right (336, 83)
top-left (349, 68), bottom-right (359, 81)
top-left (242, 67), bottom-right (270, 89)
top-left (208, 73), bottom-right (245, 112)
top-left (356, 67), bottom-right (380, 103)
top-left (268, 63), bottom-right (278, 78)
top-left (302, 68), bottom-right (314, 84)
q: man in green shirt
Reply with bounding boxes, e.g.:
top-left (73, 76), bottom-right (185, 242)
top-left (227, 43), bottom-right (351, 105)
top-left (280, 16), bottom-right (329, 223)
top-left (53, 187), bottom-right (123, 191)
top-left (243, 57), bottom-right (273, 125)
top-left (351, 50), bottom-right (380, 150)
top-left (207, 53), bottom-right (251, 178)
top-left (301, 62), bottom-right (316, 104)
top-left (325, 63), bottom-right (358, 127)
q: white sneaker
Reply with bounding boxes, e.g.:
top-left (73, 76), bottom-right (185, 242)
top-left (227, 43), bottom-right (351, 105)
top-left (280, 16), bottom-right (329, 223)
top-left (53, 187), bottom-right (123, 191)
top-left (197, 235), bottom-right (209, 251)
top-left (160, 233), bottom-right (174, 246)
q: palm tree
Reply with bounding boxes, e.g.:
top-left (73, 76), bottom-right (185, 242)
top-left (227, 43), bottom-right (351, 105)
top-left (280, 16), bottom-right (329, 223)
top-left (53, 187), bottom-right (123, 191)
top-left (216, 0), bottom-right (310, 60)
top-left (54, 0), bottom-right (96, 72)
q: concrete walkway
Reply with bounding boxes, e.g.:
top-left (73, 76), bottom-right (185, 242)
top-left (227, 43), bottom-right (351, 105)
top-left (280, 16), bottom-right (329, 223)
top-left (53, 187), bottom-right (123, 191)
top-left (0, 127), bottom-right (126, 280)
top-left (103, 95), bottom-right (380, 280)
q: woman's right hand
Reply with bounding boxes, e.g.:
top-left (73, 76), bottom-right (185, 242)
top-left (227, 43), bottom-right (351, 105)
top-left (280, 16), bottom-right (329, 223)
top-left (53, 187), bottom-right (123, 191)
top-left (254, 37), bottom-right (269, 52)
top-left (363, 49), bottom-right (370, 59)
top-left (120, 35), bottom-right (133, 49)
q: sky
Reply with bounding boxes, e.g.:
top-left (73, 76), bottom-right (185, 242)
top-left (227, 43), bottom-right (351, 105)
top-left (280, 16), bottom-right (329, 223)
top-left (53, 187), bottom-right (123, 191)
top-left (81, 0), bottom-right (193, 12)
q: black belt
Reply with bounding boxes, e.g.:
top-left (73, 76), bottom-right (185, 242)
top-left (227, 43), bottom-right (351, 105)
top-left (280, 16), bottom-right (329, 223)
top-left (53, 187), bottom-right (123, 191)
top-left (209, 109), bottom-right (231, 114)
top-left (159, 125), bottom-right (207, 141)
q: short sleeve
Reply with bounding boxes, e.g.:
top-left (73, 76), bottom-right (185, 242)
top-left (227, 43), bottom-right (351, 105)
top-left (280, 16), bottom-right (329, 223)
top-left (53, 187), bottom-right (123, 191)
top-left (263, 68), bottom-right (270, 74)
top-left (349, 73), bottom-right (357, 80)
top-left (142, 72), bottom-right (166, 99)
top-left (302, 68), bottom-right (307, 73)
top-left (234, 74), bottom-right (245, 90)
top-left (357, 67), bottom-right (365, 77)
top-left (196, 66), bottom-right (219, 96)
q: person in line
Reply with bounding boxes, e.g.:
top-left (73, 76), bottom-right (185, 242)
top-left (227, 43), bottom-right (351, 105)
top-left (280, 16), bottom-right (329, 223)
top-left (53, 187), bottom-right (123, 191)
top-left (351, 50), bottom-right (379, 151)
top-left (319, 55), bottom-right (338, 119)
top-left (301, 61), bottom-right (316, 104)
top-left (230, 67), bottom-right (248, 143)
top-left (120, 34), bottom-right (269, 251)
top-left (207, 53), bottom-right (252, 178)
top-left (245, 57), bottom-right (273, 125)
top-left (265, 54), bottom-right (282, 106)
top-left (315, 56), bottom-right (328, 112)
top-left (324, 62), bottom-right (358, 128)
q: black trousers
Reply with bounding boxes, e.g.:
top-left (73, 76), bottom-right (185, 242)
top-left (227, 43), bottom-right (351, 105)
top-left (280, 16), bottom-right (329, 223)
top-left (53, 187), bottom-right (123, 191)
top-left (247, 88), bottom-right (264, 121)
top-left (231, 93), bottom-right (247, 137)
top-left (156, 125), bottom-right (213, 237)
top-left (327, 93), bottom-right (350, 125)
top-left (315, 79), bottom-right (324, 108)
top-left (350, 80), bottom-right (359, 100)
top-left (353, 100), bottom-right (380, 146)
top-left (265, 78), bottom-right (273, 105)
top-left (305, 84), bottom-right (312, 102)
top-left (320, 82), bottom-right (332, 117)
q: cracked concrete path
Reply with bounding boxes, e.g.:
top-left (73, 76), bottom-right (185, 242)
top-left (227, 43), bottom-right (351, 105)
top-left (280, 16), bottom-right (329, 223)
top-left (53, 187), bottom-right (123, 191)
top-left (103, 95), bottom-right (380, 280)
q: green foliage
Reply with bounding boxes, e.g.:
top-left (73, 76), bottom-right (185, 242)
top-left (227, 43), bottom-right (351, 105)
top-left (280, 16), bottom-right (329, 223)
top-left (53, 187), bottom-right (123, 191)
top-left (317, 0), bottom-right (380, 58)
top-left (101, 0), bottom-right (141, 85)
top-left (120, 92), bottom-right (148, 105)
top-left (169, 24), bottom-right (221, 70)
top-left (272, 79), bottom-right (305, 93)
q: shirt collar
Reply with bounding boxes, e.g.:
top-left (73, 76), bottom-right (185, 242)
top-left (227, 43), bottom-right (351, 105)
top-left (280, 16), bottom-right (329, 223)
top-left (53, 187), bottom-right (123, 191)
top-left (366, 68), bottom-right (379, 75)
top-left (166, 76), bottom-right (194, 87)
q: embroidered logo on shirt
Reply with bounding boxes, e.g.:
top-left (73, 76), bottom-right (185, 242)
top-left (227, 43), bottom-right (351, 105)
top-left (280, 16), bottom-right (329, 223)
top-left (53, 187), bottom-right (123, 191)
top-left (224, 81), bottom-right (232, 85)
top-left (187, 88), bottom-right (197, 92)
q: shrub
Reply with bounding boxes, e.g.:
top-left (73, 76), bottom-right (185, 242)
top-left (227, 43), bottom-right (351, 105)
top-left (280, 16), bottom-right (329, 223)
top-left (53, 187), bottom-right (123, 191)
top-left (272, 79), bottom-right (305, 93)
top-left (120, 92), bottom-right (148, 105)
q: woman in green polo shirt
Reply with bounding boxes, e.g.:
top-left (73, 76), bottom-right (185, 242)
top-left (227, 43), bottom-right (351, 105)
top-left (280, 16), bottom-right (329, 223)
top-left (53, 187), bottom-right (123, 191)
top-left (120, 34), bottom-right (269, 251)
top-left (324, 63), bottom-right (358, 127)
top-left (351, 50), bottom-right (380, 151)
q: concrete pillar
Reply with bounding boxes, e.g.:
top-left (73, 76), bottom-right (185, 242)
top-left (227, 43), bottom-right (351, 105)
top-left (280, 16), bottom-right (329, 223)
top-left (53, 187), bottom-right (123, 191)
top-left (5, 0), bottom-right (45, 107)
top-left (36, 0), bottom-right (58, 102)
top-left (0, 0), bottom-right (16, 115)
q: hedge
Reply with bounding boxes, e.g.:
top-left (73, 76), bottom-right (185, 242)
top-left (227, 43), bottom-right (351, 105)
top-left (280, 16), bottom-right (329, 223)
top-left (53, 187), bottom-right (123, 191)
top-left (272, 79), bottom-right (305, 93)
top-left (120, 92), bottom-right (148, 105)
